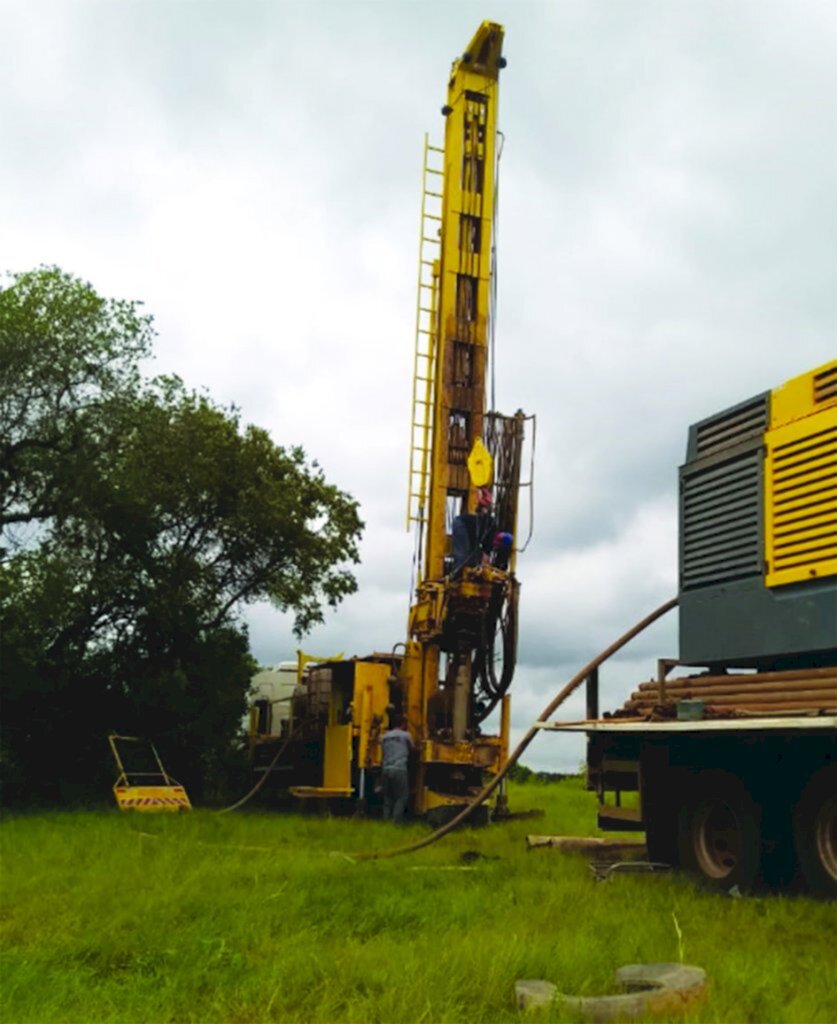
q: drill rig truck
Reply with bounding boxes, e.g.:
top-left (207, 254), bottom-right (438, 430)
top-left (251, 21), bottom-right (530, 823)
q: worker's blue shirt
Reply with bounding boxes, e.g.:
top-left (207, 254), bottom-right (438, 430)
top-left (381, 728), bottom-right (414, 771)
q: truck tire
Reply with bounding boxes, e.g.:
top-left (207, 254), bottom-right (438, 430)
top-left (678, 770), bottom-right (761, 892)
top-left (793, 764), bottom-right (836, 898)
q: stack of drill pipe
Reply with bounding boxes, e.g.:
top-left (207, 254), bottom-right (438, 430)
top-left (621, 667), bottom-right (837, 715)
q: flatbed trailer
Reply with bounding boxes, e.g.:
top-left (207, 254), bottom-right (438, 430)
top-left (541, 703), bottom-right (835, 895)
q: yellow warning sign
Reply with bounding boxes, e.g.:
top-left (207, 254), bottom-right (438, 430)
top-left (113, 785), bottom-right (191, 812)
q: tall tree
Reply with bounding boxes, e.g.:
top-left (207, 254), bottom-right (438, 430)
top-left (0, 268), bottom-right (363, 803)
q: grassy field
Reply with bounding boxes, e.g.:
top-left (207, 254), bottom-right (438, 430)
top-left (1, 779), bottom-right (834, 1024)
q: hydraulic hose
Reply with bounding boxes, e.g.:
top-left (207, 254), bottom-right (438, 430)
top-left (352, 596), bottom-right (678, 861)
top-left (472, 581), bottom-right (515, 720)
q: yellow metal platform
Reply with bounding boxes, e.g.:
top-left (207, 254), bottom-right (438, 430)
top-left (288, 786), bottom-right (353, 799)
top-left (108, 735), bottom-right (192, 813)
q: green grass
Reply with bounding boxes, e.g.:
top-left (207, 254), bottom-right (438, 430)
top-left (1, 780), bottom-right (834, 1023)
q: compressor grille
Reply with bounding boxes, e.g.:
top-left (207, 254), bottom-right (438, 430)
top-left (767, 420), bottom-right (837, 581)
top-left (694, 397), bottom-right (767, 458)
top-left (814, 363), bottom-right (837, 405)
top-left (680, 450), bottom-right (762, 590)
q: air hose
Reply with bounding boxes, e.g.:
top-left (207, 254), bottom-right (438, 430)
top-left (216, 722), bottom-right (305, 814)
top-left (351, 596), bottom-right (678, 861)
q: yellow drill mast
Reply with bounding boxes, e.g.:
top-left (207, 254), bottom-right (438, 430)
top-left (403, 21), bottom-right (528, 819)
top-left (251, 23), bottom-right (529, 823)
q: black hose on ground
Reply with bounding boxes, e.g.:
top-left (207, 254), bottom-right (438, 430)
top-left (351, 596), bottom-right (678, 861)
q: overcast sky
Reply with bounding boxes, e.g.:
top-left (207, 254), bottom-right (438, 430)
top-left (3, 0), bottom-right (835, 769)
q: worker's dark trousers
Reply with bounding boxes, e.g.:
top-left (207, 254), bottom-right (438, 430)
top-left (382, 768), bottom-right (409, 823)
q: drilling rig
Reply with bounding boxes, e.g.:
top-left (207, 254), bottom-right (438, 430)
top-left (250, 21), bottom-right (531, 822)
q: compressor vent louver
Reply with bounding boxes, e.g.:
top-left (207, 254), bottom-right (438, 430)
top-left (766, 421), bottom-right (837, 583)
top-left (813, 364), bottom-right (837, 405)
top-left (680, 450), bottom-right (763, 590)
top-left (694, 397), bottom-right (767, 459)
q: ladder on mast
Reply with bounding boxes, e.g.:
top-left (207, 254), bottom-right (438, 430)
top-left (407, 135), bottom-right (444, 532)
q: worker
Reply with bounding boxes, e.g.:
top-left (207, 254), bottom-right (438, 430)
top-left (451, 486), bottom-right (497, 574)
top-left (380, 716), bottom-right (415, 823)
top-left (492, 529), bottom-right (513, 570)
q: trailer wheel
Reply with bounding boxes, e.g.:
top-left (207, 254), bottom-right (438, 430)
top-left (678, 771), bottom-right (761, 891)
top-left (793, 764), bottom-right (837, 898)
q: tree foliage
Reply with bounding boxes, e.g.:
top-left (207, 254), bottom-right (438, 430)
top-left (0, 266), bottom-right (154, 540)
top-left (0, 267), bottom-right (363, 804)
